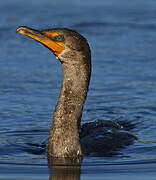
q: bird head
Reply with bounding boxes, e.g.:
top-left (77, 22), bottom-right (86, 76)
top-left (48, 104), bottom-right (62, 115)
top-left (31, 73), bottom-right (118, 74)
top-left (16, 26), bottom-right (90, 63)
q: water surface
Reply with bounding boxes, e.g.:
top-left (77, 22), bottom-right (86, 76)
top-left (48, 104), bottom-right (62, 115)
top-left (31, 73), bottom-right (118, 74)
top-left (1, 0), bottom-right (156, 179)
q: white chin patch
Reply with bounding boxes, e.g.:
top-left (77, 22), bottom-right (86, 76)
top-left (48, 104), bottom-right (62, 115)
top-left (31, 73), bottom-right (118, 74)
top-left (58, 48), bottom-right (69, 60)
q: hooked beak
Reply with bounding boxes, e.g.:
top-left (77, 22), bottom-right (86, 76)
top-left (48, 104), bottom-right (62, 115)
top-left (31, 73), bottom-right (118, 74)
top-left (16, 26), bottom-right (65, 57)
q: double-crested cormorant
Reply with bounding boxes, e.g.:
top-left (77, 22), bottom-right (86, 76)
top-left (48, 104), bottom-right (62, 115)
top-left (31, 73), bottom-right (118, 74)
top-left (16, 26), bottom-right (136, 158)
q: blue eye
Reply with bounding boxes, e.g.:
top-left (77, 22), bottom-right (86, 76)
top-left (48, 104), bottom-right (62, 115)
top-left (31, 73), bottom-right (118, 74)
top-left (56, 35), bottom-right (63, 41)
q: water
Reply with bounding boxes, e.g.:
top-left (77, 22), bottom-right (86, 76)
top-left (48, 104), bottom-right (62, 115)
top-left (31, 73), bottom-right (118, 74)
top-left (1, 0), bottom-right (156, 179)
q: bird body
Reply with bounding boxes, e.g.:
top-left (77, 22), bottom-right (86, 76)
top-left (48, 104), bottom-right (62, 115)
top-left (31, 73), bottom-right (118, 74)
top-left (17, 26), bottom-right (136, 158)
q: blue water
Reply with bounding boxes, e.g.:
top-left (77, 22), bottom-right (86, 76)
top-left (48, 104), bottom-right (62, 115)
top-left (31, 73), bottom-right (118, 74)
top-left (1, 0), bottom-right (156, 179)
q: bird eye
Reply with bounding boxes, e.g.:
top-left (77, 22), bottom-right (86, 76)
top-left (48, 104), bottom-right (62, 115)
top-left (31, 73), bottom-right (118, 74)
top-left (56, 35), bottom-right (63, 41)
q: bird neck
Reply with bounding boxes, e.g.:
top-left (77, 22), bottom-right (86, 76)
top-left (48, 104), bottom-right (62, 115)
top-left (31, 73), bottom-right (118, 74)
top-left (54, 62), bottom-right (91, 128)
top-left (48, 54), bottom-right (91, 157)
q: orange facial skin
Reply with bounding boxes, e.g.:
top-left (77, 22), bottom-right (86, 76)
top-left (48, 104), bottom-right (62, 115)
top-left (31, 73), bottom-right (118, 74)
top-left (16, 26), bottom-right (65, 57)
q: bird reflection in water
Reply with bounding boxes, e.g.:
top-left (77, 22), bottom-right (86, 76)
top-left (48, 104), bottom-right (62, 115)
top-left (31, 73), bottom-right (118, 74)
top-left (48, 157), bottom-right (82, 180)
